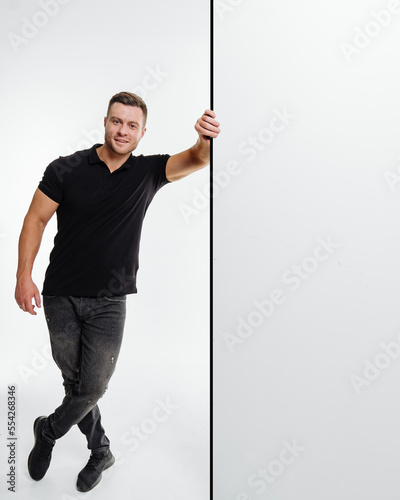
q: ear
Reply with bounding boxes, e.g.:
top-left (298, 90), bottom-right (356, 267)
top-left (104, 117), bottom-right (107, 127)
top-left (141, 128), bottom-right (146, 139)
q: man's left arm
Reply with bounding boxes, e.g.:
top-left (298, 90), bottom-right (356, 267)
top-left (165, 110), bottom-right (220, 182)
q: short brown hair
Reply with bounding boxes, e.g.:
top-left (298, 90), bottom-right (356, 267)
top-left (106, 91), bottom-right (147, 126)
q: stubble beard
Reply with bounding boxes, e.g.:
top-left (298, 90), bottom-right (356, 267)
top-left (105, 135), bottom-right (136, 156)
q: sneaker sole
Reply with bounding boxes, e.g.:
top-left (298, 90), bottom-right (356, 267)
top-left (76, 454), bottom-right (115, 493)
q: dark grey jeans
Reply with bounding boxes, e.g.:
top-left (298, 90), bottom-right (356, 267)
top-left (41, 295), bottom-right (126, 454)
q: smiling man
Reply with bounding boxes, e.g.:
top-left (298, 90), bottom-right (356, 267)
top-left (14, 91), bottom-right (220, 493)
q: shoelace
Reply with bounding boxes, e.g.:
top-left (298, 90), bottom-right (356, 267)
top-left (85, 453), bottom-right (106, 470)
top-left (37, 438), bottom-right (54, 460)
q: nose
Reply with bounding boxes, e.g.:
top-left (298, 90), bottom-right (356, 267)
top-left (117, 124), bottom-right (129, 136)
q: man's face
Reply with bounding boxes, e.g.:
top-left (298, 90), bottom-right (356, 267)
top-left (104, 103), bottom-right (146, 155)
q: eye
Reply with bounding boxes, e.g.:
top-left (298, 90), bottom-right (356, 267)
top-left (130, 124), bottom-right (137, 129)
top-left (113, 120), bottom-right (120, 124)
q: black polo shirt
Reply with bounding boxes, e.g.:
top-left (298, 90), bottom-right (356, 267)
top-left (38, 144), bottom-right (170, 297)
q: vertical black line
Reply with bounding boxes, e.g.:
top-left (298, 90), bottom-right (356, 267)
top-left (210, 0), bottom-right (214, 499)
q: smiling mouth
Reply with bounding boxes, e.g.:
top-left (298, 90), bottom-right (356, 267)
top-left (115, 138), bottom-right (129, 144)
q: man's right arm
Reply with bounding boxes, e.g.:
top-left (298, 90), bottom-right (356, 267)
top-left (15, 189), bottom-right (59, 315)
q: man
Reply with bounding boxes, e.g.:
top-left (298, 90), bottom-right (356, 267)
top-left (14, 91), bottom-right (220, 492)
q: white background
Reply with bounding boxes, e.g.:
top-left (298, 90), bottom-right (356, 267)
top-left (3, 1), bottom-right (400, 499)
top-left (214, 0), bottom-right (400, 499)
top-left (0, 1), bottom-right (210, 499)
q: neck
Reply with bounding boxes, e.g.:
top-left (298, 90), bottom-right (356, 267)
top-left (96, 143), bottom-right (130, 172)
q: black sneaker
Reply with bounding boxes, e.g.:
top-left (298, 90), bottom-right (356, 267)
top-left (28, 416), bottom-right (55, 481)
top-left (76, 449), bottom-right (115, 492)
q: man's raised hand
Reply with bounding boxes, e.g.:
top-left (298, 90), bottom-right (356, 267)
top-left (195, 110), bottom-right (220, 143)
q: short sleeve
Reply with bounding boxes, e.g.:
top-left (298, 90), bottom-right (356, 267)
top-left (38, 158), bottom-right (65, 204)
top-left (145, 154), bottom-right (171, 192)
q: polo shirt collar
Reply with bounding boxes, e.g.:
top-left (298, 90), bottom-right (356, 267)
top-left (88, 143), bottom-right (134, 170)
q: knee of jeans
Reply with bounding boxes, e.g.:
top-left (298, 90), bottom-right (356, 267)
top-left (81, 385), bottom-right (108, 405)
top-left (64, 382), bottom-right (78, 396)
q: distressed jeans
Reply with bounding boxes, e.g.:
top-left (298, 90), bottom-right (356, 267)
top-left (41, 295), bottom-right (126, 453)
